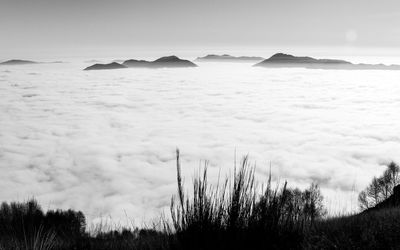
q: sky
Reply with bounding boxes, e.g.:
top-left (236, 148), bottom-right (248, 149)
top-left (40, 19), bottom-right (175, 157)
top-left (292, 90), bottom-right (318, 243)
top-left (1, 0), bottom-right (400, 57)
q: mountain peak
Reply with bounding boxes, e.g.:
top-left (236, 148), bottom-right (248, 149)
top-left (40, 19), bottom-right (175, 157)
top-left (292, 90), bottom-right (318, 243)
top-left (84, 62), bottom-right (127, 70)
top-left (153, 55), bottom-right (180, 62)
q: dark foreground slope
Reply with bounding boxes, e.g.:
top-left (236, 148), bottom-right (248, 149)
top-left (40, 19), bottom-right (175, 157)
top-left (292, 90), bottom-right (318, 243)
top-left (307, 207), bottom-right (400, 249)
top-left (306, 183), bottom-right (400, 249)
top-left (254, 53), bottom-right (400, 70)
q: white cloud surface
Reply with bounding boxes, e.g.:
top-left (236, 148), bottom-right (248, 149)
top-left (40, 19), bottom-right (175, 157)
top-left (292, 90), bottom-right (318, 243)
top-left (1, 61), bottom-right (400, 224)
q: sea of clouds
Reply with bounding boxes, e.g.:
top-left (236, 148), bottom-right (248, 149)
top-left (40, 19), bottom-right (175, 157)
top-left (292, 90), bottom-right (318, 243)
top-left (1, 60), bottom-right (400, 225)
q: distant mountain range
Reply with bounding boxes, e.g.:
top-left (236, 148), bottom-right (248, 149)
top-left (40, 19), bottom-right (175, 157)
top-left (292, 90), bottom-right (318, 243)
top-left (0, 59), bottom-right (38, 65)
top-left (0, 60), bottom-right (66, 65)
top-left (2, 53), bottom-right (400, 71)
top-left (254, 53), bottom-right (400, 70)
top-left (196, 54), bottom-right (265, 62)
top-left (85, 56), bottom-right (197, 70)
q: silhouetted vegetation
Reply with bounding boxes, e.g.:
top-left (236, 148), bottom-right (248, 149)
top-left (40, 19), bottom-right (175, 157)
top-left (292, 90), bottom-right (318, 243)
top-left (0, 199), bottom-right (167, 250)
top-left (168, 150), bottom-right (325, 250)
top-left (1, 154), bottom-right (400, 249)
top-left (358, 162), bottom-right (400, 210)
top-left (0, 199), bottom-right (85, 250)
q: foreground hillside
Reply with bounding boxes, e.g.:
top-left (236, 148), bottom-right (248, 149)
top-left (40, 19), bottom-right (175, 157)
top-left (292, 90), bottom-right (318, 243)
top-left (306, 207), bottom-right (400, 249)
top-left (1, 153), bottom-right (400, 250)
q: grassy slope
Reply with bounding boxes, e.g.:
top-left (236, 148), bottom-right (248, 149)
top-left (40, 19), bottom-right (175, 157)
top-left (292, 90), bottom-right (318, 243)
top-left (306, 208), bottom-right (400, 249)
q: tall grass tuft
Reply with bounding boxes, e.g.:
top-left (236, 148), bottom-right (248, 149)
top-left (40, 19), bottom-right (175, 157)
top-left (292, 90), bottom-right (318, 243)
top-left (169, 150), bottom-right (325, 250)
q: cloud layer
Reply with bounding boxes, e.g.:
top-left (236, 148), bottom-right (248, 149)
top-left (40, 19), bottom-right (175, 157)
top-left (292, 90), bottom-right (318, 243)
top-left (1, 61), bottom-right (400, 224)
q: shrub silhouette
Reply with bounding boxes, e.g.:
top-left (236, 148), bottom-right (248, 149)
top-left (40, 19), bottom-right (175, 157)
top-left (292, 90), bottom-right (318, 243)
top-left (0, 199), bottom-right (55, 250)
top-left (0, 199), bottom-right (86, 250)
top-left (169, 149), bottom-right (326, 250)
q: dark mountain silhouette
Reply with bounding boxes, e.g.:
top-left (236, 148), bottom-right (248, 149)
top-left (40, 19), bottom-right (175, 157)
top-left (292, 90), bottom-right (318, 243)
top-left (254, 53), bottom-right (400, 70)
top-left (122, 59), bottom-right (152, 67)
top-left (0, 59), bottom-right (38, 65)
top-left (151, 56), bottom-right (197, 67)
top-left (123, 56), bottom-right (197, 68)
top-left (196, 54), bottom-right (264, 62)
top-left (259, 53), bottom-right (351, 64)
top-left (84, 62), bottom-right (127, 70)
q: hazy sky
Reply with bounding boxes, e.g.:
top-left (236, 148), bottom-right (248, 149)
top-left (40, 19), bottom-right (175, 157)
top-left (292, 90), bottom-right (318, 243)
top-left (1, 0), bottom-right (400, 56)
